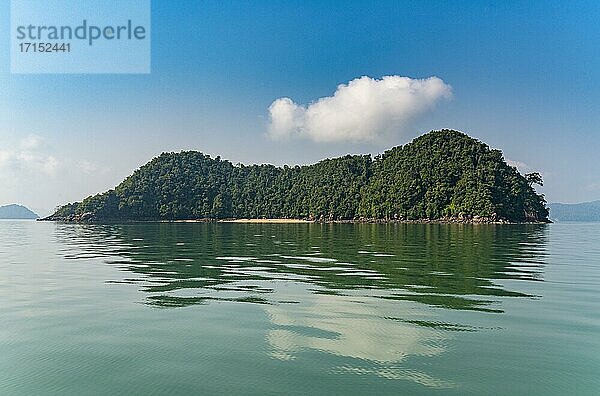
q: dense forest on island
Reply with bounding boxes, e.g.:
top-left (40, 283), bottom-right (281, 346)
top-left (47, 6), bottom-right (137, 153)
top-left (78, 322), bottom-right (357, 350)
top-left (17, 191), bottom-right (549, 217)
top-left (46, 130), bottom-right (549, 223)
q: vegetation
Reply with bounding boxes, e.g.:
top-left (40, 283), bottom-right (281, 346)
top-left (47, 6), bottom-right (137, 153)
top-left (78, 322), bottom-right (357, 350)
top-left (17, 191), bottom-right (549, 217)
top-left (48, 130), bottom-right (549, 223)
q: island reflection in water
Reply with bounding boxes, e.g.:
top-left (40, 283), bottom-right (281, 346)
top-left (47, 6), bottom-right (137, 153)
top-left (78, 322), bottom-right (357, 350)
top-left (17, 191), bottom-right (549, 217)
top-left (55, 222), bottom-right (548, 388)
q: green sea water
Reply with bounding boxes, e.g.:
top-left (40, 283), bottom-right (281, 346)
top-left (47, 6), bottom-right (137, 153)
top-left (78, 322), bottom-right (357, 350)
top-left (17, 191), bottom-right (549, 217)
top-left (1, 221), bottom-right (599, 395)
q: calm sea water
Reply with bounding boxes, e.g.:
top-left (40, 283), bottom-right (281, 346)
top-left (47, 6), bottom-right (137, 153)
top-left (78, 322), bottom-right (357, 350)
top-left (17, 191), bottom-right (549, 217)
top-left (1, 221), bottom-right (599, 395)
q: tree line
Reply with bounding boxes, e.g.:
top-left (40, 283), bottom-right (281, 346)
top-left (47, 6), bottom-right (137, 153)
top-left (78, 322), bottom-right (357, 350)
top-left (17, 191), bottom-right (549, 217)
top-left (50, 130), bottom-right (549, 222)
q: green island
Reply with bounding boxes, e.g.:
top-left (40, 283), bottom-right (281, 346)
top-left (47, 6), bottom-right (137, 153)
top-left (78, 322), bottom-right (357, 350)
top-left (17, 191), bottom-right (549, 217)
top-left (44, 130), bottom-right (549, 223)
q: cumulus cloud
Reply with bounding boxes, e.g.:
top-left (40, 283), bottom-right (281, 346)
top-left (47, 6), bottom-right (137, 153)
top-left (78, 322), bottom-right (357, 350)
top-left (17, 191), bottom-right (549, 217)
top-left (268, 75), bottom-right (452, 143)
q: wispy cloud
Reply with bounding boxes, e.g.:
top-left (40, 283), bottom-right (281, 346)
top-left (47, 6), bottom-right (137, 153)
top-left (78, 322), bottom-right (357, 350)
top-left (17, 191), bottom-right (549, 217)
top-left (268, 75), bottom-right (452, 143)
top-left (0, 135), bottom-right (109, 179)
top-left (0, 135), bottom-right (111, 214)
top-left (0, 135), bottom-right (59, 176)
top-left (506, 159), bottom-right (534, 174)
top-left (19, 135), bottom-right (42, 150)
top-left (585, 182), bottom-right (600, 192)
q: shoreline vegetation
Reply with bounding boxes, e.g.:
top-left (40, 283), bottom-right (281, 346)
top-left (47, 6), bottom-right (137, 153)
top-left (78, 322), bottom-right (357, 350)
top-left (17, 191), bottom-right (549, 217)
top-left (37, 216), bottom-right (552, 225)
top-left (43, 130), bottom-right (550, 224)
top-left (40, 216), bottom-right (549, 224)
top-left (188, 216), bottom-right (549, 224)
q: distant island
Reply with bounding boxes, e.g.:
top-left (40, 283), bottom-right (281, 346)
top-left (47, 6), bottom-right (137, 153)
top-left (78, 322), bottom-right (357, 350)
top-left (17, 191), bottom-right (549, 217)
top-left (0, 204), bottom-right (39, 219)
top-left (44, 130), bottom-right (550, 223)
top-left (549, 201), bottom-right (600, 222)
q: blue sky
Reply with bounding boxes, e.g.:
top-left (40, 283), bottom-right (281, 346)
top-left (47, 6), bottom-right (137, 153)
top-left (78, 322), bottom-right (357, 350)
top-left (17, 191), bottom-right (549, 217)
top-left (1, 0), bottom-right (599, 214)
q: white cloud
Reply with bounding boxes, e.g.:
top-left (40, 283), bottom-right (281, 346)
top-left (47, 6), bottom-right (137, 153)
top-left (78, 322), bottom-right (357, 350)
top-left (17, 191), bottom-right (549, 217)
top-left (506, 159), bottom-right (531, 173)
top-left (0, 135), bottom-right (59, 176)
top-left (585, 182), bottom-right (600, 192)
top-left (268, 75), bottom-right (452, 143)
top-left (0, 134), bottom-right (112, 215)
top-left (19, 134), bottom-right (42, 150)
top-left (506, 159), bottom-right (545, 177)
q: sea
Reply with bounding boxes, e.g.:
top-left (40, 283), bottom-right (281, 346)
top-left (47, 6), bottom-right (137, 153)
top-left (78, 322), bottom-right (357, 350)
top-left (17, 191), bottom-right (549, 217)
top-left (1, 221), bottom-right (599, 395)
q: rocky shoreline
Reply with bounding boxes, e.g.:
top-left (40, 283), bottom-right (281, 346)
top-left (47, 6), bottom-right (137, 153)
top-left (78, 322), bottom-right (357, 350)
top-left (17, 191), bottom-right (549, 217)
top-left (39, 213), bottom-right (551, 224)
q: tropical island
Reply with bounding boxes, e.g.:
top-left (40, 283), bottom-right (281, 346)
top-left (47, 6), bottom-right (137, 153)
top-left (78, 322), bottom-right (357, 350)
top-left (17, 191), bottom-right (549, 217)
top-left (43, 130), bottom-right (549, 223)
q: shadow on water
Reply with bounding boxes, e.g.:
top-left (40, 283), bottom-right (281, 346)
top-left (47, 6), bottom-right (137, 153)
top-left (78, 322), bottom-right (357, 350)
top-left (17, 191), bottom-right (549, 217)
top-left (54, 222), bottom-right (549, 314)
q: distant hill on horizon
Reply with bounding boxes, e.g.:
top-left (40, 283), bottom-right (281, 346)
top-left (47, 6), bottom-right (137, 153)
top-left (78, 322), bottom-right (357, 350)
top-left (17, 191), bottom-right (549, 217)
top-left (0, 204), bottom-right (39, 219)
top-left (549, 200), bottom-right (600, 222)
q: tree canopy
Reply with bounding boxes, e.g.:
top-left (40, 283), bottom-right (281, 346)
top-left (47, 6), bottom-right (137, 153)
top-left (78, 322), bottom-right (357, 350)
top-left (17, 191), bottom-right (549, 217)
top-left (48, 130), bottom-right (549, 223)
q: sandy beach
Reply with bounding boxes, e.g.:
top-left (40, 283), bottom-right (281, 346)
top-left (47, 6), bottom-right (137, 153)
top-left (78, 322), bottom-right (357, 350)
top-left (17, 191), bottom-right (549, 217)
top-left (218, 219), bottom-right (313, 223)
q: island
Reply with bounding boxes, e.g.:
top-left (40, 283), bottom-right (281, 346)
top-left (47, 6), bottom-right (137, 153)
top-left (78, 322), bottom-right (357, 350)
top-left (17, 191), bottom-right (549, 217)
top-left (549, 201), bottom-right (600, 222)
top-left (0, 204), bottom-right (39, 220)
top-left (43, 130), bottom-right (550, 223)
